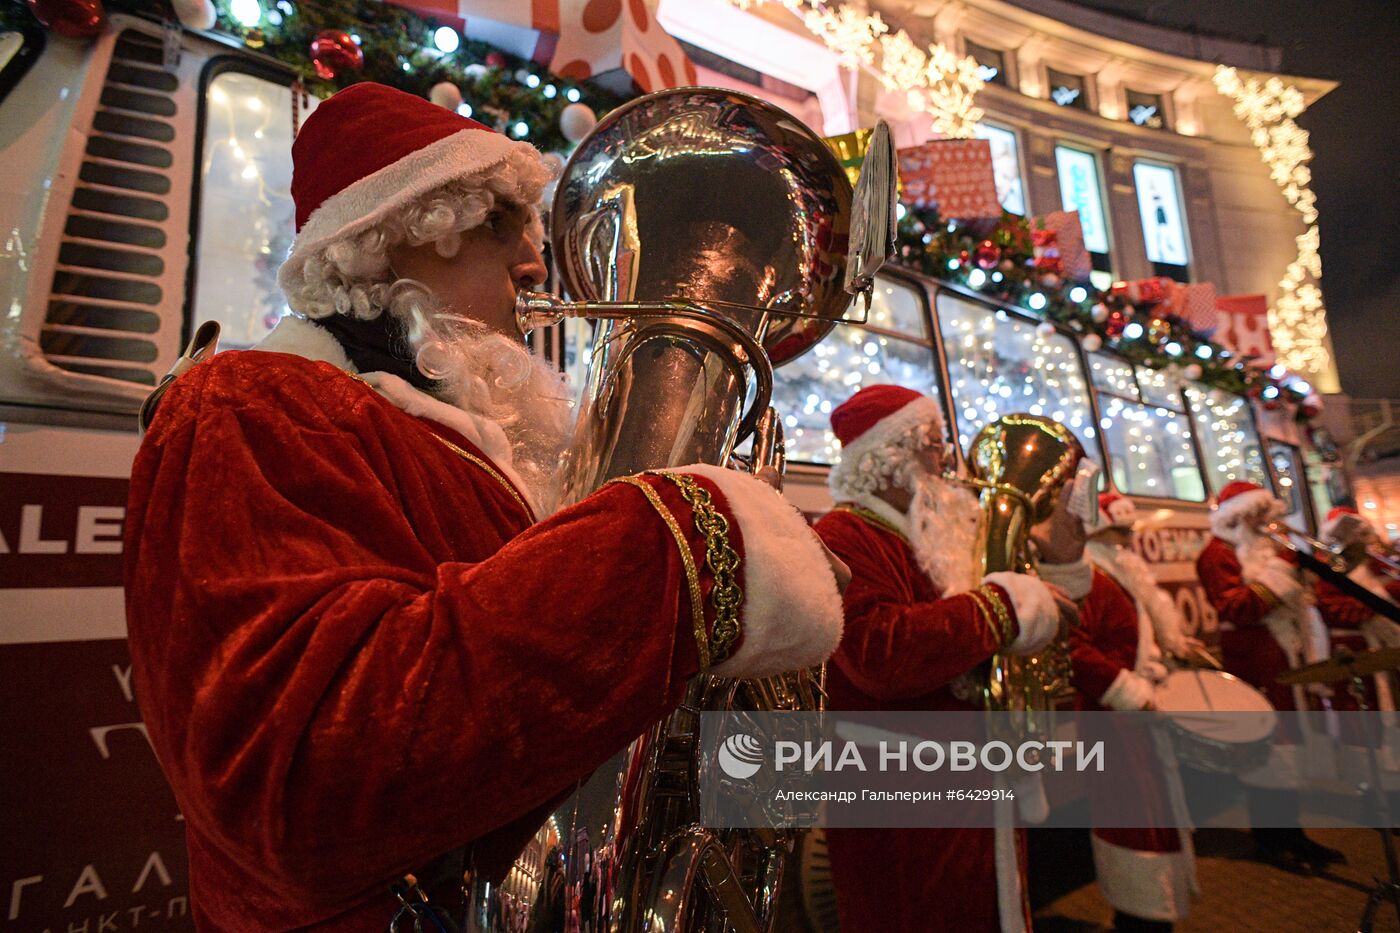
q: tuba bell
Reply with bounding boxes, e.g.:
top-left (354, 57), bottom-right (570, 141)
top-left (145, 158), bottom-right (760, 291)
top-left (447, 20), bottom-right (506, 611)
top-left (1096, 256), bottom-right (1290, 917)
top-left (963, 414), bottom-right (1083, 734)
top-left (482, 87), bottom-right (892, 933)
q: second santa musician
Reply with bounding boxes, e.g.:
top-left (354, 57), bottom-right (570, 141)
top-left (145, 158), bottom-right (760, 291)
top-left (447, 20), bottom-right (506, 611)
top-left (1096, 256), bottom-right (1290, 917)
top-left (813, 385), bottom-right (1075, 933)
top-left (1041, 493), bottom-right (1198, 932)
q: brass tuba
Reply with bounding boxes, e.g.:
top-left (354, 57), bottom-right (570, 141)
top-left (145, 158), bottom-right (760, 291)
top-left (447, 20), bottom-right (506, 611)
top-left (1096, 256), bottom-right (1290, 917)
top-left (490, 88), bottom-right (892, 933)
top-left (963, 415), bottom-right (1083, 732)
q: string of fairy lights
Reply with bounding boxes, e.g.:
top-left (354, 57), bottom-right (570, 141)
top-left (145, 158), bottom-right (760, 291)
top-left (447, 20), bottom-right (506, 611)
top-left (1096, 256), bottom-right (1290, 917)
top-left (1213, 66), bottom-right (1333, 391)
top-left (722, 0), bottom-right (985, 138)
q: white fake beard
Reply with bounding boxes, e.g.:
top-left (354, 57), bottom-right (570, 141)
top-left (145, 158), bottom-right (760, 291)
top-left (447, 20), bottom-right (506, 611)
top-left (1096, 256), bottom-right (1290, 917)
top-left (420, 320), bottom-right (574, 513)
top-left (907, 471), bottom-right (983, 595)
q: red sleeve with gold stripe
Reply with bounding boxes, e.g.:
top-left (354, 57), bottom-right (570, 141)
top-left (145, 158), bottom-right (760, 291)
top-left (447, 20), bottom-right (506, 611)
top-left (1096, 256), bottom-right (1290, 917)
top-left (1196, 536), bottom-right (1274, 626)
top-left (814, 508), bottom-right (1008, 701)
top-left (1070, 569), bottom-right (1140, 704)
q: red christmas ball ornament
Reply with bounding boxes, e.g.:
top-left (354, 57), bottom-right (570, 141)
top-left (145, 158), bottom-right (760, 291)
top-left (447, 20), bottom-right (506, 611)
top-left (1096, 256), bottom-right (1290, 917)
top-left (485, 51), bottom-right (508, 69)
top-left (998, 258), bottom-right (1016, 274)
top-left (1105, 309), bottom-right (1128, 339)
top-left (309, 30), bottom-right (364, 81)
top-left (27, 0), bottom-right (105, 38)
top-left (974, 239), bottom-right (1001, 270)
top-left (958, 249), bottom-right (971, 266)
top-left (1301, 401), bottom-right (1322, 419)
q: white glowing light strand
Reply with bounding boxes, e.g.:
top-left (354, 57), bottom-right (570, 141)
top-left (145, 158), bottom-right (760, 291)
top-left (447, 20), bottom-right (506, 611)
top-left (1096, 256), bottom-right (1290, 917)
top-left (726, 0), bottom-right (984, 138)
top-left (1213, 65), bottom-right (1332, 385)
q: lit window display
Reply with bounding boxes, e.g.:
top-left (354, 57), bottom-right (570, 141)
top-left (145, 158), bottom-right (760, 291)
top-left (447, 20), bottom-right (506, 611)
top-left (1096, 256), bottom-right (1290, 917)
top-left (194, 70), bottom-right (303, 348)
top-left (934, 292), bottom-right (1098, 462)
top-left (1186, 384), bottom-right (1270, 493)
top-left (973, 123), bottom-right (1026, 216)
top-left (1089, 352), bottom-right (1203, 500)
top-left (769, 276), bottom-right (942, 464)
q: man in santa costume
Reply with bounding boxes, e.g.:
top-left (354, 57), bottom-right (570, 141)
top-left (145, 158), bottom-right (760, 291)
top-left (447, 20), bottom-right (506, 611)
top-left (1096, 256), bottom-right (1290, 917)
top-left (1039, 493), bottom-right (1197, 932)
top-left (1194, 479), bottom-right (1342, 870)
top-left (1313, 506), bottom-right (1400, 711)
top-left (123, 82), bottom-right (846, 931)
top-left (813, 384), bottom-right (1075, 933)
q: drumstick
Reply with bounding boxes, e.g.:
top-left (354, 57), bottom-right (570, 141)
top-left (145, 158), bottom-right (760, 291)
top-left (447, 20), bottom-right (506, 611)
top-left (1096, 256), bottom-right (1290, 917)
top-left (1189, 643), bottom-right (1224, 671)
top-left (1191, 669), bottom-right (1216, 710)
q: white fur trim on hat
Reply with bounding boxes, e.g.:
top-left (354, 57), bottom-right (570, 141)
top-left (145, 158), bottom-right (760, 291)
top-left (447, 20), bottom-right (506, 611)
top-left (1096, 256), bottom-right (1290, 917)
top-left (985, 572), bottom-right (1059, 655)
top-left (1208, 488), bottom-right (1278, 541)
top-left (277, 129), bottom-right (546, 302)
top-left (1102, 497), bottom-right (1137, 528)
top-left (672, 464), bottom-right (843, 678)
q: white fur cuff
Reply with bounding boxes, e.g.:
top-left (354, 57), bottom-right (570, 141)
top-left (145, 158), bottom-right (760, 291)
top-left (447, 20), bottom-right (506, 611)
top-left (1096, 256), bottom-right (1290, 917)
top-left (674, 465), bottom-right (843, 678)
top-left (1101, 668), bottom-right (1154, 711)
top-left (985, 572), bottom-right (1058, 655)
top-left (1037, 557), bottom-right (1094, 601)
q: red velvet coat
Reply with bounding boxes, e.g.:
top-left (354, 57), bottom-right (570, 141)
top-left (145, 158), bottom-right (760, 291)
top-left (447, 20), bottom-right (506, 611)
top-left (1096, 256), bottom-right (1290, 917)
top-left (1071, 569), bottom-right (1181, 857)
top-left (123, 349), bottom-right (831, 932)
top-left (813, 506), bottom-right (1021, 933)
top-left (1196, 537), bottom-right (1296, 710)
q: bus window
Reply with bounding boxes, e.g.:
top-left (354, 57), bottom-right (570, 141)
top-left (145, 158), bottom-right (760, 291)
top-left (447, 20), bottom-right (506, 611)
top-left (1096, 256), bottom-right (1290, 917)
top-left (1267, 440), bottom-right (1311, 532)
top-left (935, 291), bottom-right (1099, 463)
top-left (1089, 352), bottom-right (1204, 500)
top-left (1185, 383), bottom-right (1270, 494)
top-left (192, 69), bottom-right (299, 348)
top-left (770, 274), bottom-right (942, 464)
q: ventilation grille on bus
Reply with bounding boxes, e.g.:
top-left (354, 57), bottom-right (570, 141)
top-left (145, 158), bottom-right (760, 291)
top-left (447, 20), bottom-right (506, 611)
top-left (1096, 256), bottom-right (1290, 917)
top-left (42, 30), bottom-right (177, 387)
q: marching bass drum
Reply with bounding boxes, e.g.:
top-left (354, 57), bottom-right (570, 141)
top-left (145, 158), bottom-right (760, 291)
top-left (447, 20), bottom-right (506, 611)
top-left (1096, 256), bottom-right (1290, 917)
top-left (1154, 669), bottom-right (1278, 773)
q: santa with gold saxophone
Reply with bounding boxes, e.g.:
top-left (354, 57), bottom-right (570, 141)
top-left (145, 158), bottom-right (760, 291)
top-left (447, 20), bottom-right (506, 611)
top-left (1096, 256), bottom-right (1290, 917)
top-left (1038, 492), bottom-right (1198, 932)
top-left (1313, 505), bottom-right (1400, 710)
top-left (123, 83), bottom-right (847, 932)
top-left (813, 385), bottom-right (1077, 933)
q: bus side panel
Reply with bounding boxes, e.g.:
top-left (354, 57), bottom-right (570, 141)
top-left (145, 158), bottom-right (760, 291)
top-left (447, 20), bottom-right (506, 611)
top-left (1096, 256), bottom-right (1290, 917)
top-left (1, 423), bottom-right (193, 932)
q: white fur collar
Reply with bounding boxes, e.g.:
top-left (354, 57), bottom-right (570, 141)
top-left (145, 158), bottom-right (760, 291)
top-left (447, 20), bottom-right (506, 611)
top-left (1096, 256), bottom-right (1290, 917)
top-left (254, 315), bottom-right (537, 516)
top-left (257, 314), bottom-right (355, 371)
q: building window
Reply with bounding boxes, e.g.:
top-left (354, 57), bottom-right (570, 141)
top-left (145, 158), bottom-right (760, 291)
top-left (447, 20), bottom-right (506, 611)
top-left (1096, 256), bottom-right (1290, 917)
top-left (1088, 352), bottom-right (1205, 500)
top-left (767, 274), bottom-right (943, 464)
top-left (1133, 161), bottom-right (1190, 279)
top-left (964, 39), bottom-right (1008, 87)
top-left (973, 122), bottom-right (1025, 216)
top-left (1054, 145), bottom-right (1111, 285)
top-left (935, 292), bottom-right (1100, 463)
top-left (1126, 89), bottom-right (1168, 130)
top-left (1047, 68), bottom-right (1089, 110)
top-left (194, 70), bottom-right (301, 349)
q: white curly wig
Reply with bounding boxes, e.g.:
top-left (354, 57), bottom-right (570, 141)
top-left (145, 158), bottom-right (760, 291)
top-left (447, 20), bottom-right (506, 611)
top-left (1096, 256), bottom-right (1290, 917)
top-left (279, 151), bottom-right (549, 333)
top-left (828, 418), bottom-right (943, 501)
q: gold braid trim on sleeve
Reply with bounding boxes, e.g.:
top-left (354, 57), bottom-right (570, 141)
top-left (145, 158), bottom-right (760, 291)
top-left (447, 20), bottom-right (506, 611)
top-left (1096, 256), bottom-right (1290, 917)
top-left (1248, 582), bottom-right (1279, 609)
top-left (974, 584), bottom-right (1016, 649)
top-left (657, 472), bottom-right (744, 667)
top-left (608, 476), bottom-right (711, 671)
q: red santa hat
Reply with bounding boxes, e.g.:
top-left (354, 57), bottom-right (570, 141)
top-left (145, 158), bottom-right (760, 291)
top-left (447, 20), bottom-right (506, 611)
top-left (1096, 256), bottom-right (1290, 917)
top-left (1320, 505), bottom-right (1369, 545)
top-left (277, 82), bottom-right (546, 305)
top-left (1209, 479), bottom-right (1278, 538)
top-left (1094, 492), bottom-right (1138, 531)
top-left (827, 384), bottom-right (945, 499)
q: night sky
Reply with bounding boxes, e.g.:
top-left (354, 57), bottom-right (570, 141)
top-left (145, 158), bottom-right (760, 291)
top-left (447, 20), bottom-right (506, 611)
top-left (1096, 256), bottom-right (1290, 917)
top-left (1064, 0), bottom-right (1400, 399)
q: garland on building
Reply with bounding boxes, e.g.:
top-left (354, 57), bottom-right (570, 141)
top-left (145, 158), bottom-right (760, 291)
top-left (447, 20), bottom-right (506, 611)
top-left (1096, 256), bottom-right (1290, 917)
top-left (894, 205), bottom-right (1317, 415)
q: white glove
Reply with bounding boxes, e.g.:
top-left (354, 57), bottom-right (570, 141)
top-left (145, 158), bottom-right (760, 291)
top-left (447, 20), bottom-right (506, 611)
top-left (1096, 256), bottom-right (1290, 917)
top-left (1100, 668), bottom-right (1155, 711)
top-left (1250, 565), bottom-right (1302, 604)
top-left (1135, 659), bottom-right (1170, 684)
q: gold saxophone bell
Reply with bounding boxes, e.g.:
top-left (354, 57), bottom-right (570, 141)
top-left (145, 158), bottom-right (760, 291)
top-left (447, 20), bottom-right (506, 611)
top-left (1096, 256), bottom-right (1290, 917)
top-left (961, 415), bottom-right (1084, 728)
